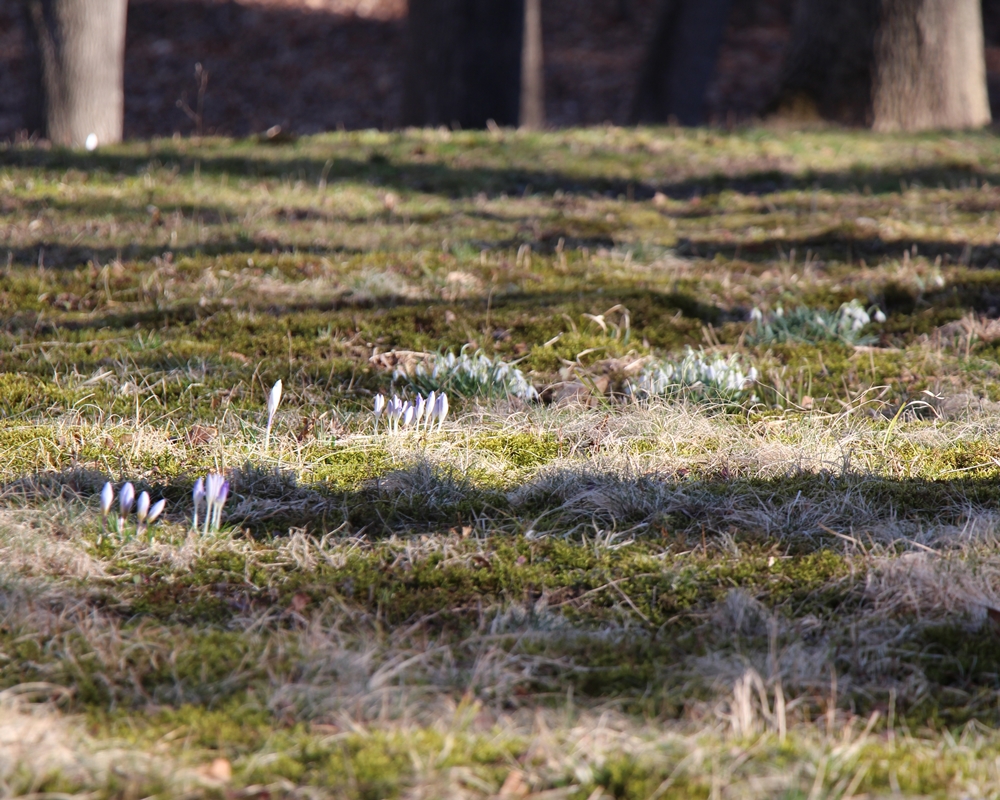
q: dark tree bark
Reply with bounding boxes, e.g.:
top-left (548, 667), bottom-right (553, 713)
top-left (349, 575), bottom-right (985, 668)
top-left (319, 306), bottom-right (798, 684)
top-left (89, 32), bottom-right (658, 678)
top-left (873, 0), bottom-right (990, 130)
top-left (630, 0), bottom-right (734, 125)
top-left (770, 0), bottom-right (990, 130)
top-left (24, 0), bottom-right (128, 147)
top-left (402, 0), bottom-right (527, 129)
top-left (519, 0), bottom-right (545, 129)
top-left (768, 0), bottom-right (878, 125)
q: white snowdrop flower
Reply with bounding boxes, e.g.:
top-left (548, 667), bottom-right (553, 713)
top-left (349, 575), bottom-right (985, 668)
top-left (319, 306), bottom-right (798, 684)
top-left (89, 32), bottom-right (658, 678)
top-left (85, 133), bottom-right (98, 151)
top-left (750, 307), bottom-right (763, 323)
top-left (874, 308), bottom-right (886, 323)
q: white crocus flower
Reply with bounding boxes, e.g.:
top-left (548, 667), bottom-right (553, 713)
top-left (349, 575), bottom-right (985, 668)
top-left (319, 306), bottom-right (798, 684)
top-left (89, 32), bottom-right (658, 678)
top-left (119, 482), bottom-right (135, 532)
top-left (99, 482), bottom-right (114, 535)
top-left (434, 393), bottom-right (449, 430)
top-left (265, 379), bottom-right (283, 452)
top-left (204, 473), bottom-right (224, 535)
top-left (147, 499), bottom-right (166, 525)
top-left (192, 477), bottom-right (205, 530)
top-left (402, 402), bottom-right (415, 428)
top-left (373, 393), bottom-right (386, 432)
top-left (142, 498), bottom-right (166, 539)
top-left (136, 491), bottom-right (150, 525)
top-left (424, 391), bottom-right (436, 430)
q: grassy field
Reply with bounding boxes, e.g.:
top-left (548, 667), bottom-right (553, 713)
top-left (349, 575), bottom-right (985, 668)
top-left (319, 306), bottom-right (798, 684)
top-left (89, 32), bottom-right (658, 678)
top-left (5, 126), bottom-right (1000, 797)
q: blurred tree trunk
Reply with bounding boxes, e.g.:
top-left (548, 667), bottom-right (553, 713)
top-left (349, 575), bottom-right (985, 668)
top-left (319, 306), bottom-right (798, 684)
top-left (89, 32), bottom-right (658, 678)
top-left (873, 0), bottom-right (990, 130)
top-left (771, 0), bottom-right (990, 130)
top-left (403, 0), bottom-right (529, 129)
top-left (24, 0), bottom-right (128, 147)
top-left (519, 0), bottom-right (545, 129)
top-left (768, 0), bottom-right (878, 125)
top-left (630, 0), bottom-right (734, 125)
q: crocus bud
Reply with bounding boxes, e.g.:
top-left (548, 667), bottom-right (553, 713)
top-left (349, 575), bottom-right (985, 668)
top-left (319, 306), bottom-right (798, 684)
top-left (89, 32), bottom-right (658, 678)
top-left (147, 499), bottom-right (166, 525)
top-left (435, 393), bottom-right (449, 429)
top-left (120, 483), bottom-right (135, 516)
top-left (100, 482), bottom-right (114, 516)
top-left (374, 393), bottom-right (386, 417)
top-left (267, 379), bottom-right (283, 422)
top-left (136, 491), bottom-right (150, 523)
top-left (425, 391), bottom-right (436, 428)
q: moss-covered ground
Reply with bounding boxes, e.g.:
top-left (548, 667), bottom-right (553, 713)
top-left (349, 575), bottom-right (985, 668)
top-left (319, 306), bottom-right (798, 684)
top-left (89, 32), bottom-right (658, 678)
top-left (6, 127), bottom-right (1000, 796)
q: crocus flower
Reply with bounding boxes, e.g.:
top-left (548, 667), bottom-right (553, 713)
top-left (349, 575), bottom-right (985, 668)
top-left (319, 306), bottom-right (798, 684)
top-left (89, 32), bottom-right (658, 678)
top-left (213, 480), bottom-right (230, 531)
top-left (136, 491), bottom-right (150, 524)
top-left (202, 473), bottom-right (230, 533)
top-left (402, 402), bottom-right (414, 428)
top-left (373, 393), bottom-right (386, 432)
top-left (192, 477), bottom-right (205, 530)
top-left (265, 379), bottom-right (283, 452)
top-left (204, 473), bottom-right (224, 534)
top-left (99, 482), bottom-right (114, 534)
top-left (147, 499), bottom-right (166, 525)
top-left (142, 498), bottom-right (166, 539)
top-left (434, 393), bottom-right (449, 431)
top-left (424, 391), bottom-right (436, 430)
top-left (413, 395), bottom-right (425, 427)
top-left (119, 482), bottom-right (135, 531)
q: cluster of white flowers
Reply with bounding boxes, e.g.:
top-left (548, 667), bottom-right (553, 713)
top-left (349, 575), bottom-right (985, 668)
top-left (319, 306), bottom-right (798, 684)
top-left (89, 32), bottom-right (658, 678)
top-left (625, 348), bottom-right (758, 402)
top-left (374, 391), bottom-right (448, 434)
top-left (99, 481), bottom-right (166, 540)
top-left (749, 299), bottom-right (885, 345)
top-left (398, 349), bottom-right (538, 401)
top-left (192, 473), bottom-right (230, 533)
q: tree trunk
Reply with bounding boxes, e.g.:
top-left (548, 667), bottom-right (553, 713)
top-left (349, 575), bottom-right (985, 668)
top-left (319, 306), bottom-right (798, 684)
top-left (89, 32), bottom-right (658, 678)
top-left (768, 0), bottom-right (878, 125)
top-left (24, 0), bottom-right (128, 147)
top-left (519, 0), bottom-right (545, 129)
top-left (770, 0), bottom-right (990, 131)
top-left (630, 0), bottom-right (734, 125)
top-left (402, 0), bottom-right (526, 129)
top-left (873, 0), bottom-right (991, 130)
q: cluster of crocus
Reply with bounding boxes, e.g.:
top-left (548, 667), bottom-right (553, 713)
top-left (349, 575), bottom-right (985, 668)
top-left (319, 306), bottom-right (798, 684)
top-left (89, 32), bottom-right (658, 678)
top-left (99, 481), bottom-right (166, 539)
top-left (192, 473), bottom-right (230, 533)
top-left (373, 391), bottom-right (448, 434)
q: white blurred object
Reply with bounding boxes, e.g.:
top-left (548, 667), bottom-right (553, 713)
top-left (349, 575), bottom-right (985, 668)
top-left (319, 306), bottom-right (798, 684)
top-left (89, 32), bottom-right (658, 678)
top-left (85, 133), bottom-right (98, 151)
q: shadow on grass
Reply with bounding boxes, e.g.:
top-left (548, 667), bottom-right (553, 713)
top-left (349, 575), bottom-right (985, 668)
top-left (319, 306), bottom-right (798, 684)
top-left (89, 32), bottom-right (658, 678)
top-left (3, 144), bottom-right (998, 203)
top-left (8, 458), bottom-right (1000, 542)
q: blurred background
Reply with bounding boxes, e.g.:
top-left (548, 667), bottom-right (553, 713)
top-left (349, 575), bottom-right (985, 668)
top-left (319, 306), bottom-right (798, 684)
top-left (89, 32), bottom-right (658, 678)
top-left (4, 0), bottom-right (1000, 143)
